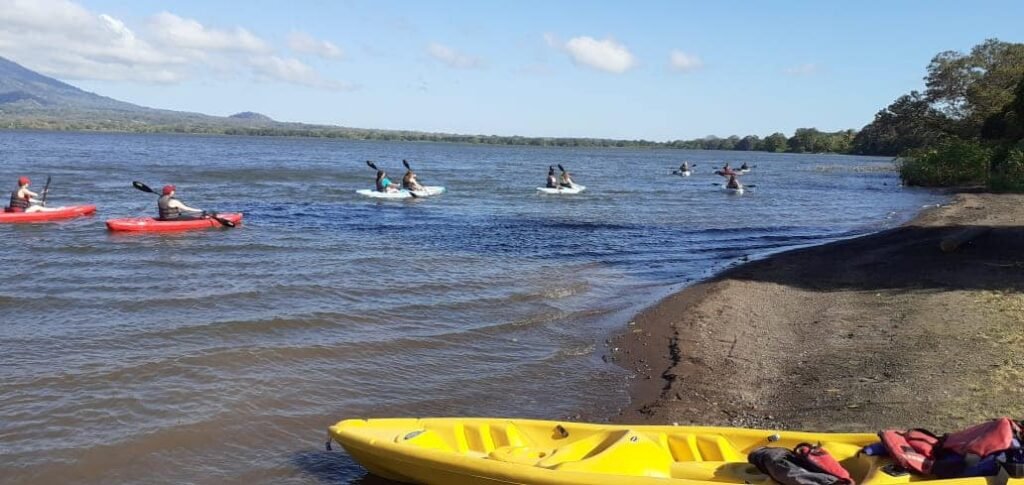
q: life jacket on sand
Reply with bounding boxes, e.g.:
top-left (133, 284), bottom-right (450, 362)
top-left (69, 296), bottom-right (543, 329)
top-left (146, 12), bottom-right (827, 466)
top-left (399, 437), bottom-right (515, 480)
top-left (749, 446), bottom-right (853, 485)
top-left (879, 429), bottom-right (939, 474)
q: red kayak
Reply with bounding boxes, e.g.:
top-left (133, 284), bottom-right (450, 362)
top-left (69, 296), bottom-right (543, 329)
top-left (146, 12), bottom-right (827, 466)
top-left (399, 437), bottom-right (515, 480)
top-left (0, 205), bottom-right (97, 223)
top-left (105, 213), bottom-right (243, 232)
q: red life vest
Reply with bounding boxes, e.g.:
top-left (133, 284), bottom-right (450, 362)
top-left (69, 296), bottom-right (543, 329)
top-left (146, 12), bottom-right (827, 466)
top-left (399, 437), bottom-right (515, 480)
top-left (942, 417), bottom-right (1020, 458)
top-left (879, 429), bottom-right (939, 474)
top-left (794, 443), bottom-right (854, 484)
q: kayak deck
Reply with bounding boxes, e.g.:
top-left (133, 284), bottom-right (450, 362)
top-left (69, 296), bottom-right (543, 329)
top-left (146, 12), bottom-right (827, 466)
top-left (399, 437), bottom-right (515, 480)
top-left (537, 184), bottom-right (586, 195)
top-left (356, 186), bottom-right (446, 199)
top-left (0, 205), bottom-right (97, 223)
top-left (328, 418), bottom-right (933, 485)
top-left (105, 213), bottom-right (243, 232)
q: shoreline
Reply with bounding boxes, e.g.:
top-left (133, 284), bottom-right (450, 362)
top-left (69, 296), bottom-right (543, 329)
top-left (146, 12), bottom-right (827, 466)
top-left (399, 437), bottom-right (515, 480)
top-left (608, 192), bottom-right (1024, 432)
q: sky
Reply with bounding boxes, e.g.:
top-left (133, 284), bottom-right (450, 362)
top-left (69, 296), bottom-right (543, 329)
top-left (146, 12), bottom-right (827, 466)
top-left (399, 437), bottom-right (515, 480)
top-left (1, 0), bottom-right (1022, 141)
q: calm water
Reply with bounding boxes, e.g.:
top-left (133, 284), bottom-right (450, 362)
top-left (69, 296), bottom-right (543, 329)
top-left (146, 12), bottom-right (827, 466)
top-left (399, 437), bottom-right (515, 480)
top-left (0, 131), bottom-right (943, 484)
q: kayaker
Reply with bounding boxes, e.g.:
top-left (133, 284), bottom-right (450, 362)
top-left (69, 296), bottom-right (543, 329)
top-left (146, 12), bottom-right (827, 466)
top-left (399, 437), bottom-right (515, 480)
top-left (740, 162), bottom-right (750, 171)
top-left (546, 166), bottom-right (558, 188)
top-left (375, 169), bottom-right (399, 193)
top-left (679, 162), bottom-right (690, 172)
top-left (402, 167), bottom-right (424, 191)
top-left (559, 168), bottom-right (575, 188)
top-left (718, 163), bottom-right (737, 177)
top-left (157, 185), bottom-right (205, 220)
top-left (7, 176), bottom-right (44, 213)
top-left (726, 174), bottom-right (742, 190)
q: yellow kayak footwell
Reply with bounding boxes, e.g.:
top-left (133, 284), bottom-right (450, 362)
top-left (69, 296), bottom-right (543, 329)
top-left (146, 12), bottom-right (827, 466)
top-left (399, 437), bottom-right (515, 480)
top-left (328, 418), bottom-right (1021, 485)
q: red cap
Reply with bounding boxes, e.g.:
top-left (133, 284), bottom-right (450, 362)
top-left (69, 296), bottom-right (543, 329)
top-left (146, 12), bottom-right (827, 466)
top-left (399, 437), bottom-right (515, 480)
top-left (17, 176), bottom-right (29, 186)
top-left (162, 184), bottom-right (176, 195)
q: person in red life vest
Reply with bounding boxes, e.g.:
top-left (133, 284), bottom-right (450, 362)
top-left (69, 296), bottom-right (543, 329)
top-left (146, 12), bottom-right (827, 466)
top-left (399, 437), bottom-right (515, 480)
top-left (157, 185), bottom-right (206, 221)
top-left (7, 176), bottom-right (49, 213)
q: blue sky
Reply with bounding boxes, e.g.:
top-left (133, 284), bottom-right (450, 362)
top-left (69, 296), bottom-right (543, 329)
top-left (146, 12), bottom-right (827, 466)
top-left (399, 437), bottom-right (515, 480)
top-left (2, 0), bottom-right (1022, 140)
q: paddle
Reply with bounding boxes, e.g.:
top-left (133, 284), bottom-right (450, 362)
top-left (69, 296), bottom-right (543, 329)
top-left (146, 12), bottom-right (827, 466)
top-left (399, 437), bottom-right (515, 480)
top-left (366, 160), bottom-right (379, 171)
top-left (712, 182), bottom-right (756, 188)
top-left (131, 181), bottom-right (235, 227)
top-left (40, 175), bottom-right (51, 207)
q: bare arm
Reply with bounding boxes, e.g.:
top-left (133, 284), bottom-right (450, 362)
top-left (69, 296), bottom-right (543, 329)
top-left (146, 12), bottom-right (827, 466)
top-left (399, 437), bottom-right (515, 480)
top-left (169, 199), bottom-right (203, 213)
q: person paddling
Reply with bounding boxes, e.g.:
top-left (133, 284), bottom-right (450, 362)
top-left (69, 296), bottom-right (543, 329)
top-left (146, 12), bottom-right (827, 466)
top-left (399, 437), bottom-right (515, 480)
top-left (158, 185), bottom-right (206, 220)
top-left (726, 174), bottom-right (742, 190)
top-left (7, 176), bottom-right (50, 213)
top-left (546, 166), bottom-right (558, 188)
top-left (679, 162), bottom-right (690, 173)
top-left (718, 163), bottom-right (737, 177)
top-left (375, 169), bottom-right (399, 193)
top-left (558, 165), bottom-right (575, 188)
top-left (740, 162), bottom-right (749, 171)
top-left (402, 160), bottom-right (424, 191)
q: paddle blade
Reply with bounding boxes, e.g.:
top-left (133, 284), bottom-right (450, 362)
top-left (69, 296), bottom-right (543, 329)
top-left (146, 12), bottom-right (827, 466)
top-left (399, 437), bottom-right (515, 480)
top-left (558, 164), bottom-right (566, 172)
top-left (133, 181), bottom-right (157, 194)
top-left (402, 159), bottom-right (411, 170)
top-left (215, 217), bottom-right (236, 228)
top-left (365, 160), bottom-right (379, 171)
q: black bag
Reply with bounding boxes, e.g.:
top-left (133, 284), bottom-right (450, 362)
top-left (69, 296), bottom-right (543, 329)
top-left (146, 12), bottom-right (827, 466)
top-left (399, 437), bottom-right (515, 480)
top-left (749, 447), bottom-right (844, 485)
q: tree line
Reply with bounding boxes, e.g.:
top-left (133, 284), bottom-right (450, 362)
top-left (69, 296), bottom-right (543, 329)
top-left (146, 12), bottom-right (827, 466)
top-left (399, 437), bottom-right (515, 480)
top-left (851, 39), bottom-right (1024, 190)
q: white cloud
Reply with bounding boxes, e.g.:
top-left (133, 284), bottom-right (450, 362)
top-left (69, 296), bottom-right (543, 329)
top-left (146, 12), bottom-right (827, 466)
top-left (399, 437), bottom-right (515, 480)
top-left (784, 63), bottom-right (819, 76)
top-left (0, 0), bottom-right (351, 90)
top-left (287, 31), bottom-right (343, 60)
top-left (562, 36), bottom-right (635, 74)
top-left (148, 12), bottom-right (268, 53)
top-left (427, 42), bottom-right (483, 69)
top-left (249, 56), bottom-right (354, 91)
top-left (669, 50), bottom-right (703, 73)
top-left (0, 0), bottom-right (186, 82)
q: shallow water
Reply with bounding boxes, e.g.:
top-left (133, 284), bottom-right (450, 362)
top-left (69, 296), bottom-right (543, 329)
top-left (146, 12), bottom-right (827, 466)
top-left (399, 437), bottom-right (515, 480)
top-left (0, 131), bottom-right (943, 484)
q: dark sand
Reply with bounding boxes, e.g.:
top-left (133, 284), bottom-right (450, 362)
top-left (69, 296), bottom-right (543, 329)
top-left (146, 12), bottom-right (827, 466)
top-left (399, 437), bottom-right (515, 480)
top-left (610, 193), bottom-right (1024, 432)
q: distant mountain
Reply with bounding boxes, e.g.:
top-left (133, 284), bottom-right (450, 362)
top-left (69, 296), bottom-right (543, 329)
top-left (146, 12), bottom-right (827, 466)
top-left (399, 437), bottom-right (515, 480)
top-left (0, 56), bottom-right (673, 149)
top-left (229, 111), bottom-right (274, 122)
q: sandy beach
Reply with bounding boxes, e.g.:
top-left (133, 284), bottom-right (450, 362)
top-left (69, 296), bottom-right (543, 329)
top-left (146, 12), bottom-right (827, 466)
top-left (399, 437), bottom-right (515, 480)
top-left (611, 192), bottom-right (1024, 432)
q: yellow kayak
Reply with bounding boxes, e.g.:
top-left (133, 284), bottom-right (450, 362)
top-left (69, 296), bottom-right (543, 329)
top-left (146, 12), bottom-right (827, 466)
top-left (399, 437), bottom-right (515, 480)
top-left (327, 418), bottom-right (1001, 485)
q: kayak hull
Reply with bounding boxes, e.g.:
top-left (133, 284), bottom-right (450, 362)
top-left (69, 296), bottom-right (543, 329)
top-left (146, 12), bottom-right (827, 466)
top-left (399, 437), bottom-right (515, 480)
top-left (723, 186), bottom-right (744, 195)
top-left (105, 213), bottom-right (243, 232)
top-left (672, 171), bottom-right (692, 177)
top-left (537, 184), bottom-right (586, 195)
top-left (0, 205), bottom-right (96, 223)
top-left (356, 186), bottom-right (446, 199)
top-left (329, 417), bottom-right (897, 485)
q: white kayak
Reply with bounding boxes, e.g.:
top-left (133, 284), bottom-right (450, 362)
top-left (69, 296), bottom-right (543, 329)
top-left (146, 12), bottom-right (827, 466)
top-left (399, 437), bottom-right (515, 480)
top-left (356, 186), bottom-right (446, 199)
top-left (722, 185), bottom-right (745, 195)
top-left (738, 168), bottom-right (751, 174)
top-left (537, 184), bottom-right (586, 195)
top-left (672, 170), bottom-right (692, 177)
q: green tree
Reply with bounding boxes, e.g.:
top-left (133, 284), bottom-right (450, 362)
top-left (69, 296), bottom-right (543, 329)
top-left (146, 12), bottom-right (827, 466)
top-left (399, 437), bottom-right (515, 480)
top-left (735, 135), bottom-right (760, 151)
top-left (925, 38), bottom-right (1024, 136)
top-left (761, 132), bottom-right (788, 152)
top-left (852, 91), bottom-right (949, 155)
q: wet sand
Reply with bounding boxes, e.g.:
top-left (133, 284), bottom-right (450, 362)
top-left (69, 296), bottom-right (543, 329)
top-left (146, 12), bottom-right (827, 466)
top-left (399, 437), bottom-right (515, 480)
top-left (611, 193), bottom-right (1024, 432)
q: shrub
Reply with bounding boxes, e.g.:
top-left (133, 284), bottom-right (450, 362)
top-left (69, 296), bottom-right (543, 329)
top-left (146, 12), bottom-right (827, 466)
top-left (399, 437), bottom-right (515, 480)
top-left (898, 139), bottom-right (991, 187)
top-left (990, 145), bottom-right (1024, 192)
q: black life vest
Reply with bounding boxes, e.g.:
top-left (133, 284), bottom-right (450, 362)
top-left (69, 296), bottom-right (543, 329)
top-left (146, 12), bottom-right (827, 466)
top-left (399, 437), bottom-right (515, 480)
top-left (8, 190), bottom-right (29, 211)
top-left (158, 195), bottom-right (181, 220)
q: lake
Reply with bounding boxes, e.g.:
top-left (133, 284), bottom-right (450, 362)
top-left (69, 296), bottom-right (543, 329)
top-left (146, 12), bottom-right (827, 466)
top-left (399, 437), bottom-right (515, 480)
top-left (0, 131), bottom-right (943, 484)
